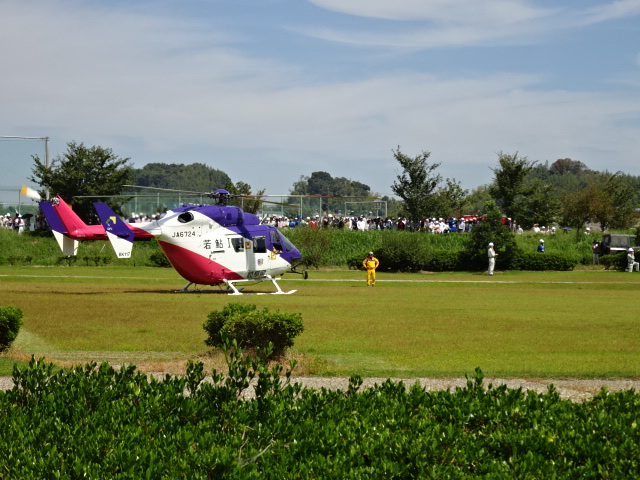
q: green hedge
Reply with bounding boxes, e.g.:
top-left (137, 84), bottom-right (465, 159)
top-left (600, 252), bottom-right (627, 271)
top-left (422, 250), bottom-right (465, 272)
top-left (512, 251), bottom-right (578, 271)
top-left (2, 357), bottom-right (640, 478)
top-left (376, 231), bottom-right (431, 272)
top-left (2, 227), bottom-right (635, 271)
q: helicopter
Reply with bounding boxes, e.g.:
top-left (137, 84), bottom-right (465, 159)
top-left (34, 187), bottom-right (308, 294)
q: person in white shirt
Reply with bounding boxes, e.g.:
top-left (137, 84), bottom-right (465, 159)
top-left (627, 248), bottom-right (639, 272)
top-left (488, 242), bottom-right (497, 276)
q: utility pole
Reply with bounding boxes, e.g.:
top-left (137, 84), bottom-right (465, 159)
top-left (0, 135), bottom-right (50, 199)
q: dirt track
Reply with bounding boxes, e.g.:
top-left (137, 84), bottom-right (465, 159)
top-left (2, 374), bottom-right (639, 402)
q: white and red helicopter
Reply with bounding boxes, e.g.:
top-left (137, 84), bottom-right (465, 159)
top-left (32, 187), bottom-right (307, 294)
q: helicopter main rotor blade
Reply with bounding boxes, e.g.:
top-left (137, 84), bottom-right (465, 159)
top-left (122, 185), bottom-right (205, 195)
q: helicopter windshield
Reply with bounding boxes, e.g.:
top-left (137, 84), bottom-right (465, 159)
top-left (277, 231), bottom-right (296, 252)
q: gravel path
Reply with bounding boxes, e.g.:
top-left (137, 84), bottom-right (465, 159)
top-left (2, 375), bottom-right (639, 402)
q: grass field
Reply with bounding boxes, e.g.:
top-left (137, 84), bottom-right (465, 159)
top-left (1, 265), bottom-right (639, 378)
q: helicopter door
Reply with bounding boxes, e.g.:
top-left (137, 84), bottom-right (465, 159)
top-left (245, 236), bottom-right (270, 279)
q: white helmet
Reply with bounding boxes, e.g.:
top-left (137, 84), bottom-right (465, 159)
top-left (540, 239), bottom-right (544, 243)
top-left (488, 242), bottom-right (494, 246)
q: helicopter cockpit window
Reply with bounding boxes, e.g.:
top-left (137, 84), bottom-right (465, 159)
top-left (269, 230), bottom-right (283, 252)
top-left (278, 231), bottom-right (296, 252)
top-left (178, 212), bottom-right (194, 224)
top-left (253, 237), bottom-right (267, 253)
top-left (230, 237), bottom-right (244, 252)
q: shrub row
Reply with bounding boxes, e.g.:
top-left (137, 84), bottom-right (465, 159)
top-left (0, 227), bottom-right (627, 271)
top-left (600, 252), bottom-right (628, 271)
top-left (350, 246), bottom-right (578, 272)
top-left (286, 228), bottom-right (606, 269)
top-left (2, 355), bottom-right (639, 478)
top-left (512, 251), bottom-right (579, 271)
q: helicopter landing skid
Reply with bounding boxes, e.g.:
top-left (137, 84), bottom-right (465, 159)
top-left (223, 276), bottom-right (297, 295)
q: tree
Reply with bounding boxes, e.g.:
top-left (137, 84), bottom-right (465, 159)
top-left (132, 163), bottom-right (231, 192)
top-left (560, 185), bottom-right (597, 234)
top-left (519, 180), bottom-right (561, 229)
top-left (391, 147), bottom-right (443, 221)
top-left (549, 158), bottom-right (588, 176)
top-left (30, 141), bottom-right (134, 222)
top-left (307, 171), bottom-right (334, 196)
top-left (465, 185), bottom-right (492, 214)
top-left (290, 171), bottom-right (371, 198)
top-left (594, 173), bottom-right (637, 231)
top-left (289, 171), bottom-right (372, 216)
top-left (560, 172), bottom-right (638, 233)
top-left (466, 200), bottom-right (519, 270)
top-left (488, 152), bottom-right (536, 221)
top-left (224, 180), bottom-right (265, 215)
top-left (432, 178), bottom-right (469, 219)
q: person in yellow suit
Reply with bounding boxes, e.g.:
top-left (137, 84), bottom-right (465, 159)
top-left (363, 251), bottom-right (380, 286)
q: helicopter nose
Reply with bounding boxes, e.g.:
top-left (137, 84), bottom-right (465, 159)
top-left (282, 246), bottom-right (302, 265)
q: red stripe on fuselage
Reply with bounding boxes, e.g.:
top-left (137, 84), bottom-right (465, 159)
top-left (158, 240), bottom-right (243, 285)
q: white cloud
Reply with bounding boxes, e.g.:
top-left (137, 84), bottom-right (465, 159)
top-left (308, 0), bottom-right (550, 24)
top-left (305, 0), bottom-right (557, 47)
top-left (579, 0), bottom-right (640, 25)
top-left (2, 0), bottom-right (640, 198)
top-left (305, 0), bottom-right (640, 48)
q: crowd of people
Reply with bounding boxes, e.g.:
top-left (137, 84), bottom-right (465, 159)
top-left (261, 214), bottom-right (501, 233)
top-left (2, 213), bottom-right (27, 233)
top-left (259, 214), bottom-right (580, 237)
top-left (2, 213), bottom-right (49, 233)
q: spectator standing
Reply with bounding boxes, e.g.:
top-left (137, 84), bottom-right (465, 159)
top-left (592, 241), bottom-right (600, 265)
top-left (627, 248), bottom-right (639, 272)
top-left (488, 242), bottom-right (497, 276)
top-left (537, 239), bottom-right (545, 253)
top-left (362, 251), bottom-right (380, 286)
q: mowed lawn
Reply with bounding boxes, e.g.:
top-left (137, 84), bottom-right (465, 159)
top-left (1, 266), bottom-right (639, 378)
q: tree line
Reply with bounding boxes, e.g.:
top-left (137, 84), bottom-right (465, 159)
top-left (391, 148), bottom-right (639, 232)
top-left (29, 141), bottom-right (640, 231)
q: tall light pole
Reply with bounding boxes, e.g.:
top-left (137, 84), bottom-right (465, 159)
top-left (0, 135), bottom-right (50, 199)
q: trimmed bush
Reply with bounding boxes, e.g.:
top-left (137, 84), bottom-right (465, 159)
top-left (0, 305), bottom-right (24, 352)
top-left (347, 253), bottom-right (367, 270)
top-left (203, 303), bottom-right (304, 358)
top-left (377, 231), bottom-right (429, 272)
top-left (423, 250), bottom-right (465, 272)
top-left (286, 227), bottom-right (333, 269)
top-left (600, 252), bottom-right (627, 271)
top-left (512, 251), bottom-right (578, 271)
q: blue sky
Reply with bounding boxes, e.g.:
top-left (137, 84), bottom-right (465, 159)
top-left (2, 0), bottom-right (640, 205)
